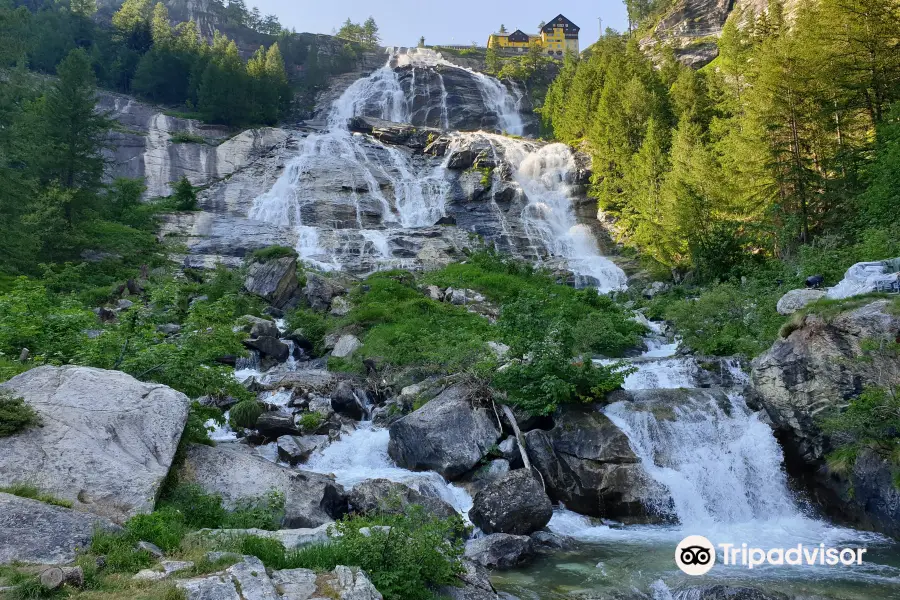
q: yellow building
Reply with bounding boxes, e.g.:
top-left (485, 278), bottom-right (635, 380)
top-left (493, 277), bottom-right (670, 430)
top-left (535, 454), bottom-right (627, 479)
top-left (487, 14), bottom-right (580, 57)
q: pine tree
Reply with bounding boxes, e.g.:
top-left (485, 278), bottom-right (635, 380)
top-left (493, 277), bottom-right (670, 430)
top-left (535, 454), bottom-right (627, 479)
top-left (499, 24), bottom-right (507, 33)
top-left (39, 48), bottom-right (112, 221)
top-left (362, 17), bottom-right (379, 48)
top-left (150, 2), bottom-right (171, 47)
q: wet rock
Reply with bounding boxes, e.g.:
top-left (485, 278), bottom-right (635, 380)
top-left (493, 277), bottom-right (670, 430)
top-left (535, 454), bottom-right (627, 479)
top-left (530, 531), bottom-right (570, 553)
top-left (469, 470), bottom-right (552, 536)
top-left (264, 369), bottom-right (336, 394)
top-left (641, 281), bottom-right (671, 299)
top-left (277, 435), bottom-right (330, 465)
top-left (331, 380), bottom-right (366, 420)
top-left (198, 395), bottom-right (240, 411)
top-left (0, 366), bottom-right (190, 523)
top-left (244, 256), bottom-right (299, 309)
top-left (180, 444), bottom-right (347, 528)
top-left (304, 273), bottom-right (347, 312)
top-left (243, 336), bottom-right (290, 362)
top-left (241, 315), bottom-right (280, 338)
top-left (464, 534), bottom-right (533, 570)
top-left (750, 300), bottom-right (900, 537)
top-left (255, 412), bottom-right (301, 439)
top-left (437, 560), bottom-right (501, 600)
top-left (686, 585), bottom-right (790, 600)
top-left (460, 459), bottom-right (510, 495)
top-left (332, 335), bottom-right (362, 359)
top-left (388, 384), bottom-right (501, 479)
top-left (0, 493), bottom-right (120, 565)
top-left (348, 479), bottom-right (456, 519)
top-left (525, 405), bottom-right (662, 522)
top-left (776, 289), bottom-right (826, 315)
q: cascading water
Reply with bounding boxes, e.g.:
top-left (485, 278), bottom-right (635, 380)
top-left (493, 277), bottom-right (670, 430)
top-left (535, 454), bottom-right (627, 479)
top-left (499, 324), bottom-right (900, 600)
top-left (247, 47), bottom-right (627, 292)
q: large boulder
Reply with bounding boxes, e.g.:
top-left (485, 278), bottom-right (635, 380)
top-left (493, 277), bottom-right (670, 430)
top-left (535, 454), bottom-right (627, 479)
top-left (0, 493), bottom-right (120, 564)
top-left (277, 435), bottom-right (330, 465)
top-left (0, 366), bottom-right (190, 523)
top-left (244, 256), bottom-right (299, 309)
top-left (776, 288), bottom-right (826, 315)
top-left (304, 273), bottom-right (347, 312)
top-left (331, 380), bottom-right (366, 420)
top-left (525, 405), bottom-right (661, 522)
top-left (347, 479), bottom-right (456, 519)
top-left (468, 470), bottom-right (551, 535)
top-left (750, 299), bottom-right (900, 537)
top-left (388, 384), bottom-right (501, 479)
top-left (463, 533), bottom-right (533, 570)
top-left (243, 336), bottom-right (290, 361)
top-left (180, 443), bottom-right (347, 528)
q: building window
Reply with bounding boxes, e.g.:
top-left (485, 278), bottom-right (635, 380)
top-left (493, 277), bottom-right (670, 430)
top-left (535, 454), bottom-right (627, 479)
top-left (557, 50), bottom-right (563, 55)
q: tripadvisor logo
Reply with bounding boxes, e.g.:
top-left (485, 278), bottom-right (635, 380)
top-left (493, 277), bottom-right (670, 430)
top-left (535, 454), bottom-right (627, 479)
top-left (675, 535), bottom-right (716, 575)
top-left (675, 536), bottom-right (868, 575)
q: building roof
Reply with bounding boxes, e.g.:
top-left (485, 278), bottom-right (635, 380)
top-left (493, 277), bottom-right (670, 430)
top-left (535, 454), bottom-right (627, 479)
top-left (542, 14), bottom-right (579, 34)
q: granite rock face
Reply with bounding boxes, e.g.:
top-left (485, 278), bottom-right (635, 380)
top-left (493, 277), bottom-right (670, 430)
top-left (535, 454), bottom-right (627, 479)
top-left (0, 366), bottom-right (190, 523)
top-left (347, 478), bottom-right (457, 519)
top-left (750, 299), bottom-right (900, 537)
top-left (0, 493), bottom-right (120, 565)
top-left (180, 443), bottom-right (348, 528)
top-left (525, 405), bottom-right (666, 522)
top-left (388, 384), bottom-right (500, 480)
top-left (469, 470), bottom-right (552, 536)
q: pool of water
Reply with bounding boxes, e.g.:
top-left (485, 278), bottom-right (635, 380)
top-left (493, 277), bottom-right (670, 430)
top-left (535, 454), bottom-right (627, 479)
top-left (493, 513), bottom-right (900, 599)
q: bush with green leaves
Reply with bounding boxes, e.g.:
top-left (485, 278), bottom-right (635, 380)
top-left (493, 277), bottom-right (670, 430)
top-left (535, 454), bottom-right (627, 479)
top-left (285, 308), bottom-right (330, 355)
top-left (229, 399), bottom-right (263, 429)
top-left (236, 508), bottom-right (466, 600)
top-left (297, 411), bottom-right (324, 433)
top-left (647, 280), bottom-right (785, 357)
top-left (0, 392), bottom-right (41, 437)
top-left (492, 330), bottom-right (629, 416)
top-left (821, 387), bottom-right (900, 479)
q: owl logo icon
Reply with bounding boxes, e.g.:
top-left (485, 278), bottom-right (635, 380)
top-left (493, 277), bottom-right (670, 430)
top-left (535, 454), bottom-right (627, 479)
top-left (675, 535), bottom-right (716, 575)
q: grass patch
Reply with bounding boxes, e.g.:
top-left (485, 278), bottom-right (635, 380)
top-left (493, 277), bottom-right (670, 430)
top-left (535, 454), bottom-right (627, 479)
top-left (297, 411), bottom-right (323, 433)
top-left (0, 483), bottom-right (72, 508)
top-left (169, 132), bottom-right (208, 145)
top-left (249, 246), bottom-right (298, 263)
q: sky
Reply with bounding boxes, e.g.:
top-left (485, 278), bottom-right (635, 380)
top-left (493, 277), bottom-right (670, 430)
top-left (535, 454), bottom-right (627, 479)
top-left (248, 0), bottom-right (629, 49)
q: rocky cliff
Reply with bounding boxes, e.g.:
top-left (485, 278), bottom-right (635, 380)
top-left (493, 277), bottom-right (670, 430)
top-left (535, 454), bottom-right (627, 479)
top-left (749, 299), bottom-right (900, 536)
top-left (641, 0), bottom-right (803, 67)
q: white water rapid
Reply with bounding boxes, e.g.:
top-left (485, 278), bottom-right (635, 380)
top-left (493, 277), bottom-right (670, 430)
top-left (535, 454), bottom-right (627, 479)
top-left (247, 48), bottom-right (627, 292)
top-left (541, 319), bottom-right (896, 598)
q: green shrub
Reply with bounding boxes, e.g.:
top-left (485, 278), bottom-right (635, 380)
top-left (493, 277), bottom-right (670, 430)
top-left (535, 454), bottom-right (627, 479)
top-left (169, 132), bottom-right (208, 144)
top-left (0, 392), bottom-right (41, 437)
top-left (170, 176), bottom-right (198, 211)
top-left (229, 400), bottom-right (263, 429)
top-left (297, 411), bottom-right (323, 433)
top-left (0, 483), bottom-right (71, 508)
top-left (285, 308), bottom-right (330, 355)
top-left (239, 509), bottom-right (466, 600)
top-left (649, 281), bottom-right (785, 356)
top-left (250, 246), bottom-right (298, 263)
top-left (493, 331), bottom-right (629, 416)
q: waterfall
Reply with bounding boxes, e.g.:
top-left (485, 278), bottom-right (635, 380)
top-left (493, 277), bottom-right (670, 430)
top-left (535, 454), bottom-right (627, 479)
top-left (248, 47), bottom-right (626, 292)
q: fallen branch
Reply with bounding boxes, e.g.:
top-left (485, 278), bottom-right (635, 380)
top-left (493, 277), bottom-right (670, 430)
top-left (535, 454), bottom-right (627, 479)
top-left (500, 404), bottom-right (532, 473)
